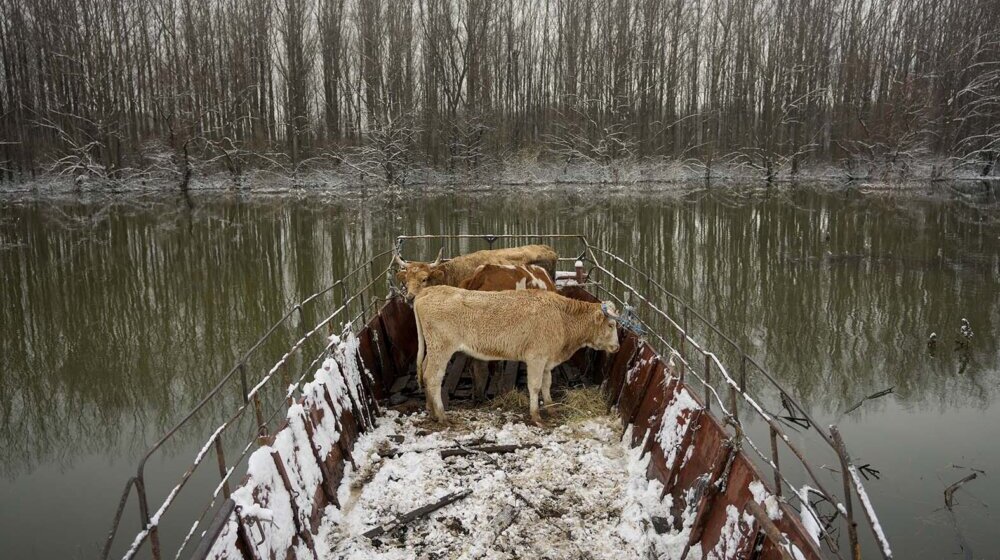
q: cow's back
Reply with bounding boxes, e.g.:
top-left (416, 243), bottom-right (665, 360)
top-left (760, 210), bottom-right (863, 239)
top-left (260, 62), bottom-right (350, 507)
top-left (444, 244), bottom-right (558, 285)
top-left (459, 264), bottom-right (555, 292)
top-left (415, 286), bottom-right (571, 359)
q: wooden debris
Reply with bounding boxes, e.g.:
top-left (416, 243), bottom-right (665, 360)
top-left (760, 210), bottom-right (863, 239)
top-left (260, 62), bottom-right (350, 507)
top-left (490, 505), bottom-right (519, 545)
top-left (363, 489), bottom-right (473, 539)
top-left (440, 443), bottom-right (541, 458)
top-left (842, 387), bottom-right (895, 416)
top-left (944, 472), bottom-right (978, 560)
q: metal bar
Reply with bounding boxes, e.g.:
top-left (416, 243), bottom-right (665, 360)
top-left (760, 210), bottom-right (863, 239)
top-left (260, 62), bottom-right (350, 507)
top-left (101, 477), bottom-right (137, 560)
top-left (215, 438), bottom-right (231, 500)
top-left (831, 426), bottom-right (892, 559)
top-left (769, 426), bottom-right (782, 499)
top-left (704, 354), bottom-right (712, 412)
top-left (740, 354), bottom-right (747, 392)
top-left (239, 363), bottom-right (249, 405)
top-left (135, 475), bottom-right (160, 560)
top-left (189, 499), bottom-right (237, 560)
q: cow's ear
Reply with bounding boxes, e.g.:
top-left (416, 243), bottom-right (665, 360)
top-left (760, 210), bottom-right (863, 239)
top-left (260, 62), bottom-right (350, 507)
top-left (430, 268), bottom-right (445, 281)
top-left (395, 271), bottom-right (406, 284)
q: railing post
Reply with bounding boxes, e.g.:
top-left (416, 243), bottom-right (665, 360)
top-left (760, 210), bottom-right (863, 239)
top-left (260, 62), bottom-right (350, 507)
top-left (281, 361), bottom-right (293, 406)
top-left (729, 384), bottom-right (740, 426)
top-left (135, 476), bottom-right (161, 560)
top-left (769, 426), bottom-right (782, 498)
top-left (831, 426), bottom-right (862, 560)
top-left (215, 437), bottom-right (231, 500)
top-left (740, 354), bottom-right (747, 392)
top-left (704, 354), bottom-right (712, 412)
top-left (240, 362), bottom-right (266, 441)
top-left (679, 305), bottom-right (688, 380)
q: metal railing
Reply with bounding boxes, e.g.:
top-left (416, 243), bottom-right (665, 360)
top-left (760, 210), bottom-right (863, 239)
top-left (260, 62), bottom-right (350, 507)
top-left (102, 250), bottom-right (396, 560)
top-left (579, 240), bottom-right (892, 560)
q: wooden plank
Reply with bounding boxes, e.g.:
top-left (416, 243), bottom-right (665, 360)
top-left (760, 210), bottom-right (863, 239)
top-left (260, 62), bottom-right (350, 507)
top-left (497, 360), bottom-right (519, 395)
top-left (485, 362), bottom-right (503, 398)
top-left (441, 353), bottom-right (469, 408)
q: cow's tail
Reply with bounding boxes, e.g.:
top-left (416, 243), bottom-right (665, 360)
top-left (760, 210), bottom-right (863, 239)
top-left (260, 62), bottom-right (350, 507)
top-left (413, 301), bottom-right (426, 390)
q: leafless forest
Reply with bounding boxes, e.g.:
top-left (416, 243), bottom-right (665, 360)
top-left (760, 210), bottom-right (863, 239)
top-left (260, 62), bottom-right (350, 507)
top-left (1, 0), bottom-right (998, 186)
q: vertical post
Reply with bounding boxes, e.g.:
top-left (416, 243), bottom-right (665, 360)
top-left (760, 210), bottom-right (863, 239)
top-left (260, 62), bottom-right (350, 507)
top-left (704, 354), bottom-right (712, 412)
top-left (339, 280), bottom-right (349, 323)
top-left (135, 476), bottom-right (161, 559)
top-left (281, 361), bottom-right (293, 406)
top-left (740, 355), bottom-right (747, 392)
top-left (575, 260), bottom-right (585, 284)
top-left (238, 362), bottom-right (249, 405)
top-left (769, 426), bottom-right (782, 498)
top-left (215, 437), bottom-right (231, 499)
top-left (729, 384), bottom-right (739, 426)
top-left (831, 426), bottom-right (863, 560)
top-left (241, 363), bottom-right (266, 440)
top-left (679, 305), bottom-right (688, 380)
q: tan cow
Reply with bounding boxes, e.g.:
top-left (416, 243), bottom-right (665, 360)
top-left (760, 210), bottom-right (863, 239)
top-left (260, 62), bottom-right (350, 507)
top-left (394, 244), bottom-right (557, 301)
top-left (413, 286), bottom-right (620, 424)
top-left (458, 263), bottom-right (558, 401)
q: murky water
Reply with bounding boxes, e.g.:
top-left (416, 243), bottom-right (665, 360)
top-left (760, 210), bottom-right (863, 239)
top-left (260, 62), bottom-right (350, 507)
top-left (1, 185), bottom-right (998, 559)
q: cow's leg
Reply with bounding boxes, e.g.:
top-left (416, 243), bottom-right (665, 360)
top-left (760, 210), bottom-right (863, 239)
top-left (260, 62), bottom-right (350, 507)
top-left (423, 350), bottom-right (452, 424)
top-left (541, 365), bottom-right (555, 413)
top-left (526, 359), bottom-right (546, 426)
top-left (472, 360), bottom-right (488, 403)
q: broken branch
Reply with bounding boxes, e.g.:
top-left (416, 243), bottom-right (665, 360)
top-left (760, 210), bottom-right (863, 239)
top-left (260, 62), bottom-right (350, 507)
top-left (363, 489), bottom-right (473, 539)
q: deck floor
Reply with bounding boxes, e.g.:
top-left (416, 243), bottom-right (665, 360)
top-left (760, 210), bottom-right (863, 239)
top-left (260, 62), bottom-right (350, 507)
top-left (314, 403), bottom-right (695, 559)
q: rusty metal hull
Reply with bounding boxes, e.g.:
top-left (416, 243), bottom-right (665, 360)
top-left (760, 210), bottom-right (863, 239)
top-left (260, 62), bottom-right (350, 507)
top-left (199, 289), bottom-right (823, 560)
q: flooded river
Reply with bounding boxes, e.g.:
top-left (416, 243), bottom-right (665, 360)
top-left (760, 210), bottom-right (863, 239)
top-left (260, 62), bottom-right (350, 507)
top-left (1, 184), bottom-right (998, 559)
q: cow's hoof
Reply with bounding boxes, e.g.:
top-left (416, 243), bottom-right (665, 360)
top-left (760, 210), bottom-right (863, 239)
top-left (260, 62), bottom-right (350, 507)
top-left (530, 416), bottom-right (545, 428)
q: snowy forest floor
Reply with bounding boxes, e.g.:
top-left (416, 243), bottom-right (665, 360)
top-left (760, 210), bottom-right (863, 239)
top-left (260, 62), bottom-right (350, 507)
top-left (315, 396), bottom-right (693, 560)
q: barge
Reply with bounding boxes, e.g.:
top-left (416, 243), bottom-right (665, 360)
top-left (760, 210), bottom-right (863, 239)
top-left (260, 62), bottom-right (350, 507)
top-left (103, 234), bottom-right (891, 560)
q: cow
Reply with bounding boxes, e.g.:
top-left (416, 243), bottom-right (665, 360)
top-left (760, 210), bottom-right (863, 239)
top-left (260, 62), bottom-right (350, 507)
top-left (413, 286), bottom-right (620, 425)
top-left (394, 244), bottom-right (558, 301)
top-left (458, 263), bottom-right (558, 402)
top-left (459, 263), bottom-right (557, 292)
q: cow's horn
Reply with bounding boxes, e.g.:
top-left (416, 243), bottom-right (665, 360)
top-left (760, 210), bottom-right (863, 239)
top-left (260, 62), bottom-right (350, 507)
top-left (393, 252), bottom-right (407, 268)
top-left (432, 247), bottom-right (444, 266)
top-left (601, 302), bottom-right (619, 319)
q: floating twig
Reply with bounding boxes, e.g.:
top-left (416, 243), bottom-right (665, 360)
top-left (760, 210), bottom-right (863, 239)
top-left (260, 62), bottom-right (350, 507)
top-left (943, 472), bottom-right (978, 560)
top-left (842, 386), bottom-right (895, 416)
top-left (858, 463), bottom-right (882, 481)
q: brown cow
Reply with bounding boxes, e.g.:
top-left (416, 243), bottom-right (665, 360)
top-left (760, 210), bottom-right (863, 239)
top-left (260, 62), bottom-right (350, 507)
top-left (459, 263), bottom-right (557, 292)
top-left (394, 244), bottom-right (557, 301)
top-left (458, 263), bottom-right (557, 401)
top-left (413, 286), bottom-right (620, 424)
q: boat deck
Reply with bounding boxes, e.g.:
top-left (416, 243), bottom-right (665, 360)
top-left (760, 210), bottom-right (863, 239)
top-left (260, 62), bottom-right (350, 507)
top-left (317, 404), bottom-right (688, 560)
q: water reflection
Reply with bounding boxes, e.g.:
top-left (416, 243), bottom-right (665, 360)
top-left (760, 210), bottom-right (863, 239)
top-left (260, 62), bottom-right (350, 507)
top-left (0, 185), bottom-right (997, 558)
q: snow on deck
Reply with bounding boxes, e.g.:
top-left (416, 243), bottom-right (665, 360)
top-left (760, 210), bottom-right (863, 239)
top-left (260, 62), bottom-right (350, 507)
top-left (314, 408), bottom-right (696, 559)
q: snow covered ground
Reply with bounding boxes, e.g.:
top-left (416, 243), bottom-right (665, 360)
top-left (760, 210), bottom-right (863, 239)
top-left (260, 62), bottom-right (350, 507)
top-left (315, 407), bottom-right (696, 560)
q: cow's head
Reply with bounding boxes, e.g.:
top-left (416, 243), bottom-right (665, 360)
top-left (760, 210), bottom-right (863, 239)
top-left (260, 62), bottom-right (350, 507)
top-left (394, 249), bottom-right (446, 300)
top-left (591, 302), bottom-right (621, 354)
